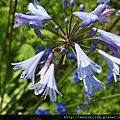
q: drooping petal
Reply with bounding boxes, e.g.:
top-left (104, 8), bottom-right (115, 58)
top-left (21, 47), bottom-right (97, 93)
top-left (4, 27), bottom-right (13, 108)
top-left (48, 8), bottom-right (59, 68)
top-left (83, 75), bottom-right (105, 99)
top-left (34, 29), bottom-right (42, 38)
top-left (75, 44), bottom-right (90, 68)
top-left (29, 21), bottom-right (44, 29)
top-left (98, 50), bottom-right (120, 82)
top-left (29, 63), bottom-right (62, 101)
top-left (11, 51), bottom-right (45, 84)
top-left (97, 29), bottom-right (120, 47)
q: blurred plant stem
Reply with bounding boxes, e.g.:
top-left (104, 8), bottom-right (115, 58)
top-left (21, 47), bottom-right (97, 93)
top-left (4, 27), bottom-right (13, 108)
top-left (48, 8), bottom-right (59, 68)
top-left (107, 16), bottom-right (120, 32)
top-left (67, 93), bottom-right (120, 108)
top-left (0, 0), bottom-right (17, 113)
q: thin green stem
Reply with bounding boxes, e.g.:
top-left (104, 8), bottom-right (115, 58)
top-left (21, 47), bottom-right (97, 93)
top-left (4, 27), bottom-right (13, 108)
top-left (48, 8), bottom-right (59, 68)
top-left (45, 24), bottom-right (66, 39)
top-left (51, 18), bottom-right (66, 35)
top-left (107, 16), bottom-right (120, 32)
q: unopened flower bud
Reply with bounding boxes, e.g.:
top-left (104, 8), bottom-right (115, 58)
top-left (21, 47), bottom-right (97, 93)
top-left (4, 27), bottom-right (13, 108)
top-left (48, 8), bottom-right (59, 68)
top-left (89, 46), bottom-right (96, 53)
top-left (54, 25), bottom-right (59, 31)
top-left (70, 0), bottom-right (75, 9)
top-left (80, 4), bottom-right (85, 12)
top-left (88, 28), bottom-right (97, 37)
top-left (64, 18), bottom-right (69, 24)
top-left (62, 0), bottom-right (68, 10)
top-left (92, 40), bottom-right (100, 46)
top-left (60, 48), bottom-right (67, 55)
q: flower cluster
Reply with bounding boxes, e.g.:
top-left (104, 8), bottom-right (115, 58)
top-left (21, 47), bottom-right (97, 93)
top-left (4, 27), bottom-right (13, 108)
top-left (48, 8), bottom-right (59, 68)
top-left (12, 0), bottom-right (120, 101)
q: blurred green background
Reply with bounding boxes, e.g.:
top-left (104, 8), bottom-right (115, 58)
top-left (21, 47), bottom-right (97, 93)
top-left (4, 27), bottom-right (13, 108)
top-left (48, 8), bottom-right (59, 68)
top-left (0, 0), bottom-right (120, 115)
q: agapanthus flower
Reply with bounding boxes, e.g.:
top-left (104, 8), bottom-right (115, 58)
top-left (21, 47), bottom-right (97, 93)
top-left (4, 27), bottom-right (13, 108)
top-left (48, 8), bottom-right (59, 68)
top-left (29, 63), bottom-right (62, 101)
top-left (11, 0), bottom-right (120, 103)
top-left (75, 43), bottom-right (102, 80)
top-left (55, 102), bottom-right (67, 115)
top-left (83, 74), bottom-right (105, 99)
top-left (97, 29), bottom-right (120, 57)
top-left (116, 10), bottom-right (120, 16)
top-left (11, 51), bottom-right (45, 84)
top-left (98, 50), bottom-right (120, 82)
top-left (14, 0), bottom-right (51, 38)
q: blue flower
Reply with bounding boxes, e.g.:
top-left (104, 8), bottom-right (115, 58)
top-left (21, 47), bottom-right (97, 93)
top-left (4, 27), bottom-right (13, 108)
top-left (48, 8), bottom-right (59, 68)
top-left (73, 4), bottom-right (114, 27)
top-left (83, 75), bottom-right (105, 99)
top-left (55, 102), bottom-right (67, 115)
top-left (29, 63), bottom-right (62, 101)
top-left (98, 50), bottom-right (120, 82)
top-left (73, 12), bottom-right (98, 27)
top-left (75, 43), bottom-right (102, 80)
top-left (76, 106), bottom-right (82, 114)
top-left (97, 0), bottom-right (110, 4)
top-left (68, 52), bottom-right (76, 63)
top-left (35, 107), bottom-right (50, 115)
top-left (14, 0), bottom-right (51, 38)
top-left (11, 51), bottom-right (45, 84)
top-left (116, 10), bottom-right (120, 16)
top-left (97, 29), bottom-right (120, 57)
top-left (70, 69), bottom-right (80, 85)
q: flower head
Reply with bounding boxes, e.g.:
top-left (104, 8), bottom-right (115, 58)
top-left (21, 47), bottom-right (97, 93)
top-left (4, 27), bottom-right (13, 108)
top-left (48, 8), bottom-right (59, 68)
top-left (29, 63), bottom-right (62, 101)
top-left (11, 51), bottom-right (45, 84)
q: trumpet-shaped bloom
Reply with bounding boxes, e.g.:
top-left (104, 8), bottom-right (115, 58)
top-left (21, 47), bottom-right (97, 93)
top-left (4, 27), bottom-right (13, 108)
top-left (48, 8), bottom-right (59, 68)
top-left (83, 74), bottom-right (105, 99)
top-left (97, 29), bottom-right (120, 55)
top-left (116, 10), bottom-right (120, 16)
top-left (75, 44), bottom-right (102, 80)
top-left (29, 63), bottom-right (62, 101)
top-left (73, 12), bottom-right (98, 27)
top-left (73, 4), bottom-right (113, 27)
top-left (98, 50), bottom-right (120, 82)
top-left (97, 0), bottom-right (110, 4)
top-left (11, 51), bottom-right (45, 84)
top-left (13, 0), bottom-right (51, 38)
